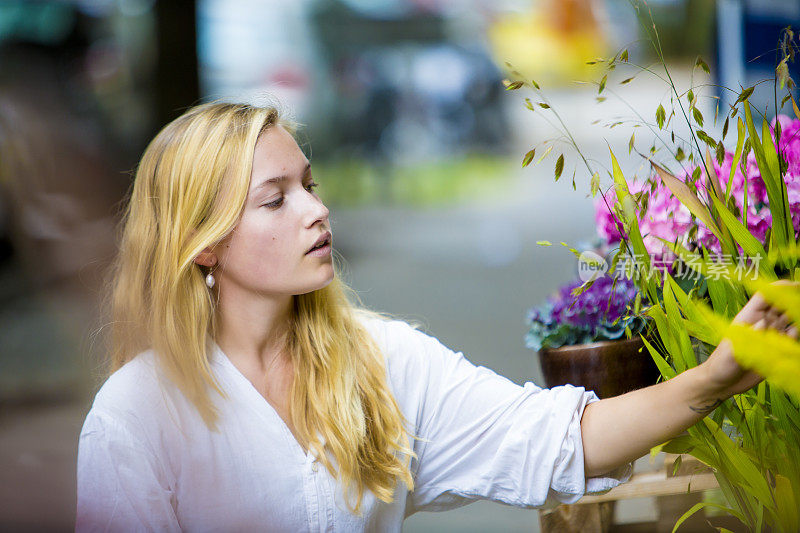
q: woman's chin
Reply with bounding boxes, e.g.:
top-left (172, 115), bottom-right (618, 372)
top-left (297, 269), bottom-right (335, 295)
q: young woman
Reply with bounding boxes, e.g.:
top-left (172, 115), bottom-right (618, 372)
top-left (76, 102), bottom-right (793, 532)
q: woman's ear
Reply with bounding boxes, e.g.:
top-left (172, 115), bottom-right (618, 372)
top-left (193, 247), bottom-right (217, 268)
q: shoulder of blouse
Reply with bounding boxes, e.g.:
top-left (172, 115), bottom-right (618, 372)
top-left (354, 312), bottom-right (450, 384)
top-left (88, 350), bottom-right (173, 423)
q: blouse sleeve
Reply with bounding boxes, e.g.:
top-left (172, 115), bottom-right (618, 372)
top-left (380, 320), bottom-right (632, 514)
top-left (76, 409), bottom-right (181, 532)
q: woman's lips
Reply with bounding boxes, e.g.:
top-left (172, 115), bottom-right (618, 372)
top-left (306, 242), bottom-right (331, 257)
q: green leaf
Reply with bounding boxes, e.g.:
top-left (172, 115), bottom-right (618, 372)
top-left (672, 502), bottom-right (742, 533)
top-left (664, 274), bottom-right (718, 344)
top-left (642, 336), bottom-right (676, 380)
top-left (656, 104), bottom-right (666, 129)
top-left (696, 414), bottom-right (775, 511)
top-left (536, 240), bottom-right (552, 246)
top-left (774, 474), bottom-right (799, 532)
top-left (620, 49), bottom-right (629, 62)
top-left (695, 56), bottom-right (710, 74)
top-left (709, 195), bottom-right (769, 274)
top-left (522, 149), bottom-right (535, 168)
top-left (692, 107), bottom-right (704, 127)
top-left (675, 147), bottom-right (685, 161)
top-left (696, 129), bottom-right (716, 147)
top-left (663, 280), bottom-right (695, 370)
top-left (722, 115), bottom-right (730, 140)
top-left (743, 101), bottom-right (791, 253)
top-left (687, 89), bottom-right (695, 105)
top-left (726, 118), bottom-right (745, 199)
top-left (621, 76), bottom-right (634, 85)
top-left (628, 132), bottom-right (635, 154)
top-left (554, 154), bottom-right (564, 180)
top-left (590, 172), bottom-right (600, 197)
top-left (760, 115), bottom-right (794, 249)
top-left (599, 74), bottom-right (607, 94)
top-left (777, 57), bottom-right (790, 89)
top-left (559, 241), bottom-right (582, 259)
top-left (671, 454), bottom-right (682, 476)
top-left (609, 148), bottom-right (659, 304)
top-left (524, 98), bottom-right (535, 111)
top-left (734, 86), bottom-right (755, 105)
top-left (661, 435), bottom-right (694, 455)
top-left (531, 79), bottom-right (541, 90)
top-left (715, 141), bottom-right (725, 165)
top-left (538, 102), bottom-right (550, 109)
top-left (504, 81), bottom-right (523, 90)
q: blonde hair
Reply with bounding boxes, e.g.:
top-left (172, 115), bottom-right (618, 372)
top-left (106, 102), bottom-right (414, 512)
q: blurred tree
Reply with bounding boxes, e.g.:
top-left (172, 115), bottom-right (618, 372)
top-left (154, 0), bottom-right (199, 126)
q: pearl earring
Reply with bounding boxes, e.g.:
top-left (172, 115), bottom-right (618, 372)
top-left (205, 271), bottom-right (215, 288)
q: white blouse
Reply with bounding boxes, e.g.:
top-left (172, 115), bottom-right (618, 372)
top-left (76, 317), bottom-right (630, 532)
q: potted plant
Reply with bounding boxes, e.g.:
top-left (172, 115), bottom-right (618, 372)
top-left (525, 275), bottom-right (656, 398)
top-left (506, 8), bottom-right (800, 530)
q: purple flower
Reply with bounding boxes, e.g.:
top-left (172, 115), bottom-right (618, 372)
top-left (526, 276), bottom-right (646, 350)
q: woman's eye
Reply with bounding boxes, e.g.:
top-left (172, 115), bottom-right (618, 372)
top-left (263, 197), bottom-right (283, 209)
top-left (304, 181), bottom-right (319, 193)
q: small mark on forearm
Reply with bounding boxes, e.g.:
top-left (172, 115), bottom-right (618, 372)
top-left (689, 399), bottom-right (723, 415)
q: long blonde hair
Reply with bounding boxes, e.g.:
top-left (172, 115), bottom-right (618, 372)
top-left (106, 102), bottom-right (414, 511)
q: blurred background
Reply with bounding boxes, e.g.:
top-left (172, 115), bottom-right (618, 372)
top-left (0, 0), bottom-right (791, 530)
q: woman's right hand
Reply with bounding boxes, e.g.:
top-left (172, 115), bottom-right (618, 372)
top-left (733, 281), bottom-right (798, 338)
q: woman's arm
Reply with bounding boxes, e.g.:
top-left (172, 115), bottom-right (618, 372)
top-left (580, 287), bottom-right (796, 478)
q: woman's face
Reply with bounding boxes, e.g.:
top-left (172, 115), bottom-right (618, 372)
top-left (212, 125), bottom-right (333, 298)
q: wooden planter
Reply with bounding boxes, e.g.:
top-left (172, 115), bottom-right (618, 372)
top-left (538, 336), bottom-right (660, 399)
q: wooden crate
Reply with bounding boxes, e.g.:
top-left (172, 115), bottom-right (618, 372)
top-left (539, 455), bottom-right (747, 532)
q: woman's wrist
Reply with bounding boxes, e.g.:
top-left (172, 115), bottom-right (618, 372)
top-left (690, 344), bottom-right (735, 414)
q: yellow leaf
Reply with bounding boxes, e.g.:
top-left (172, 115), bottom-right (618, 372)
top-left (650, 161), bottom-right (723, 240)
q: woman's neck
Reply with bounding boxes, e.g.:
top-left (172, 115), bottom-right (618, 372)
top-left (214, 288), bottom-right (294, 371)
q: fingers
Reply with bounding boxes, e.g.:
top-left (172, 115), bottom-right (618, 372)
top-left (732, 281), bottom-right (798, 336)
top-left (772, 311), bottom-right (791, 332)
top-left (766, 307), bottom-right (783, 327)
top-left (733, 292), bottom-right (769, 325)
top-left (745, 292), bottom-right (768, 312)
top-left (756, 310), bottom-right (797, 338)
top-left (771, 280), bottom-right (800, 287)
top-left (739, 308), bottom-right (795, 337)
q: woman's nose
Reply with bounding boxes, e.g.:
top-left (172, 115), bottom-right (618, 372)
top-left (305, 194), bottom-right (329, 227)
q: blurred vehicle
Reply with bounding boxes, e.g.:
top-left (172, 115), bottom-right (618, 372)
top-left (319, 41), bottom-right (509, 163)
top-left (310, 0), bottom-right (510, 162)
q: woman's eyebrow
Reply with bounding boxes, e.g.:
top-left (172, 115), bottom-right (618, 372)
top-left (253, 163), bottom-right (311, 192)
